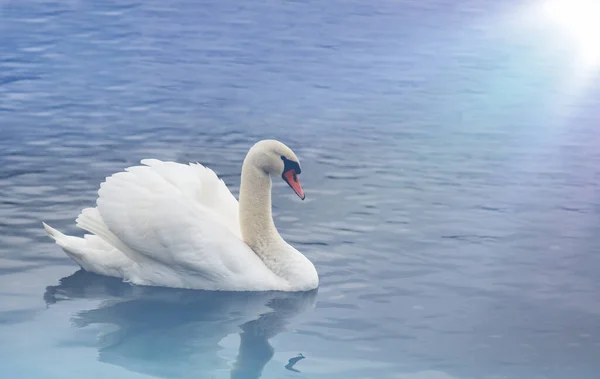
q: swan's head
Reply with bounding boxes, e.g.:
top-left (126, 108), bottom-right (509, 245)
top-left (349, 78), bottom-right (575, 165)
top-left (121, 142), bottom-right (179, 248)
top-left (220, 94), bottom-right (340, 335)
top-left (247, 139), bottom-right (305, 200)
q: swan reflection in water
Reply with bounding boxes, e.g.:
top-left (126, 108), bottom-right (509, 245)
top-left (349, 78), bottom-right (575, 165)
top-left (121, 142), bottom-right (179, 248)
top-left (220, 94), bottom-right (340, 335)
top-left (43, 270), bottom-right (317, 379)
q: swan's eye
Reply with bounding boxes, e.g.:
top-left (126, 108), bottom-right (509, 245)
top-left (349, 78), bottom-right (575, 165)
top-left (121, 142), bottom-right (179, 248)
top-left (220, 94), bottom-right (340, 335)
top-left (281, 155), bottom-right (301, 175)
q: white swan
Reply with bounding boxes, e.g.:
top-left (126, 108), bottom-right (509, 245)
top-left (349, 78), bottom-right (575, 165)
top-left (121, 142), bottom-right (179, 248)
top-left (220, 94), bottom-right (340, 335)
top-left (42, 139), bottom-right (319, 292)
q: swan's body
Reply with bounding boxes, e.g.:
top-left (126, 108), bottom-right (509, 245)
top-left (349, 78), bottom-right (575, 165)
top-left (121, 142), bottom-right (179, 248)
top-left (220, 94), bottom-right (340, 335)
top-left (43, 140), bottom-right (318, 292)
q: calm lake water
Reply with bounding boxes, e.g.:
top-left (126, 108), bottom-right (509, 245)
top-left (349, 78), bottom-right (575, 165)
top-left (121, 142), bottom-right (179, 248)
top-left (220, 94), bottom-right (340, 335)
top-left (1, 0), bottom-right (600, 378)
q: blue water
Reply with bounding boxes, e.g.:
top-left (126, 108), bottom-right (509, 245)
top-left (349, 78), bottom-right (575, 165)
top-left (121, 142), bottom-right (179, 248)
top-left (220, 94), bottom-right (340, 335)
top-left (1, 0), bottom-right (600, 378)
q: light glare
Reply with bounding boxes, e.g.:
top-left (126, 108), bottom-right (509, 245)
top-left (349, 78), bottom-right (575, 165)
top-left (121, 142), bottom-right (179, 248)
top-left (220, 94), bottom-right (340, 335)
top-left (540, 0), bottom-right (600, 67)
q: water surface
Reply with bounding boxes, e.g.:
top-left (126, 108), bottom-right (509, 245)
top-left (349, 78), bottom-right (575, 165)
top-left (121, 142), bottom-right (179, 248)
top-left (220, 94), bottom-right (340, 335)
top-left (1, 0), bottom-right (600, 378)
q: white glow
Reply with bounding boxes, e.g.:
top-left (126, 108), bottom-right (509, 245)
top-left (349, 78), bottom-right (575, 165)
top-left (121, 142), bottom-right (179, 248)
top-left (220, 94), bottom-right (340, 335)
top-left (540, 0), bottom-right (600, 67)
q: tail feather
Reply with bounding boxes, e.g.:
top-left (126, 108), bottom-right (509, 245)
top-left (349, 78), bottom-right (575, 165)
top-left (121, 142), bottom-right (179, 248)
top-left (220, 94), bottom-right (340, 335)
top-left (42, 220), bottom-right (132, 278)
top-left (42, 221), bottom-right (85, 263)
top-left (42, 221), bottom-right (66, 241)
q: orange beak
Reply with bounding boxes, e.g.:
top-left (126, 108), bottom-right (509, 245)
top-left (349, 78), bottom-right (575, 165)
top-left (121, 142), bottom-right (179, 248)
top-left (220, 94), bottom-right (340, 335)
top-left (283, 169), bottom-right (305, 200)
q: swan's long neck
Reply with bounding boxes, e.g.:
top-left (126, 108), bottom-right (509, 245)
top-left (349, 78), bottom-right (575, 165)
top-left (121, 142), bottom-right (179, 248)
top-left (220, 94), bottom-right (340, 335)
top-left (237, 144), bottom-right (319, 291)
top-left (239, 159), bottom-right (282, 253)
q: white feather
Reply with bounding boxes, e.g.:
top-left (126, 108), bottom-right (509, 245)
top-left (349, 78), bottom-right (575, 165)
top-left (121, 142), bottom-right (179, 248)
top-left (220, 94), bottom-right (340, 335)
top-left (42, 140), bottom-right (319, 291)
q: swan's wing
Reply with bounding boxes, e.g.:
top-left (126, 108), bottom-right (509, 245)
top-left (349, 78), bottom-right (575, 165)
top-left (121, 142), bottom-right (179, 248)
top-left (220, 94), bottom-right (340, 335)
top-left (89, 160), bottom-right (268, 289)
top-left (139, 159), bottom-right (240, 237)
